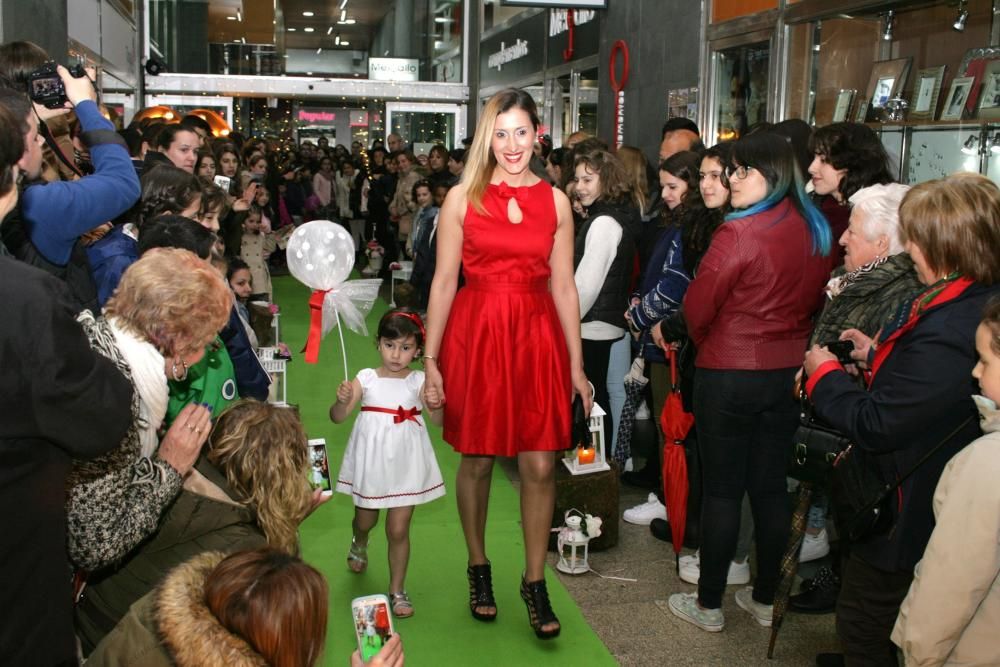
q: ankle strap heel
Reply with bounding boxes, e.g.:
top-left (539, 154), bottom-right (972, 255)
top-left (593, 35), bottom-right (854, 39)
top-left (520, 577), bottom-right (561, 639)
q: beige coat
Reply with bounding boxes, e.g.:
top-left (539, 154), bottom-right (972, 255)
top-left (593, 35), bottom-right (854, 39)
top-left (892, 396), bottom-right (1000, 666)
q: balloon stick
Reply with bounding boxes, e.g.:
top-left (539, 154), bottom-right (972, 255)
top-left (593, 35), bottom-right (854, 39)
top-left (336, 308), bottom-right (349, 381)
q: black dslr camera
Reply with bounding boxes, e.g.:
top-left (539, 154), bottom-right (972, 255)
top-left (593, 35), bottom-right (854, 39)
top-left (26, 61), bottom-right (88, 109)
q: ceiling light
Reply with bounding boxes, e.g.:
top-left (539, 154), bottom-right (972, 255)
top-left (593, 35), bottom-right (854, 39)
top-left (961, 134), bottom-right (978, 155)
top-left (339, 0), bottom-right (348, 8)
top-left (327, 26), bottom-right (333, 34)
top-left (343, 19), bottom-right (355, 24)
top-left (303, 11), bottom-right (314, 17)
top-left (236, 10), bottom-right (242, 21)
top-left (335, 34), bottom-right (341, 45)
top-left (341, 40), bottom-right (349, 46)
top-left (434, 17), bottom-right (453, 23)
top-left (317, 47), bottom-right (323, 54)
top-left (288, 27), bottom-right (296, 31)
top-left (953, 0), bottom-right (969, 31)
top-left (241, 37), bottom-right (246, 44)
top-left (304, 27), bottom-right (314, 32)
top-left (340, 9), bottom-right (346, 20)
top-left (882, 10), bottom-right (894, 41)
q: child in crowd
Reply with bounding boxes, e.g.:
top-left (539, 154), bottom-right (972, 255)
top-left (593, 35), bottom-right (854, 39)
top-left (240, 205), bottom-right (290, 299)
top-left (196, 183), bottom-right (228, 258)
top-left (892, 297), bottom-right (1000, 666)
top-left (330, 309), bottom-right (445, 618)
top-left (254, 185), bottom-right (275, 234)
top-left (409, 182), bottom-right (448, 310)
top-left (226, 257), bottom-right (258, 350)
top-left (406, 180), bottom-right (435, 259)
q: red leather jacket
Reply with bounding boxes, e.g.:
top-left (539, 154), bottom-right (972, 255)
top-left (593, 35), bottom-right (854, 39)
top-left (683, 197), bottom-right (832, 370)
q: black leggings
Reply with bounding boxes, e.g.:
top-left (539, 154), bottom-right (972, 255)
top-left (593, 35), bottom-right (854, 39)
top-left (582, 337), bottom-right (615, 448)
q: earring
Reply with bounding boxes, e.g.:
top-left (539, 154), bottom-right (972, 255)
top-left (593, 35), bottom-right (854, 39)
top-left (171, 357), bottom-right (188, 382)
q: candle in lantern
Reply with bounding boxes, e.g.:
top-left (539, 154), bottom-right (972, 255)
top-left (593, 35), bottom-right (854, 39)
top-left (577, 446), bottom-right (595, 465)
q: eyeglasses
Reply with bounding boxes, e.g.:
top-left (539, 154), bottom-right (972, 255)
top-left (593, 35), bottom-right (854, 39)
top-left (725, 165), bottom-right (756, 181)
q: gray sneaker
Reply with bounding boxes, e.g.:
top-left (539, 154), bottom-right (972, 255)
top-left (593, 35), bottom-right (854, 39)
top-left (667, 592), bottom-right (725, 632)
top-left (734, 586), bottom-right (773, 627)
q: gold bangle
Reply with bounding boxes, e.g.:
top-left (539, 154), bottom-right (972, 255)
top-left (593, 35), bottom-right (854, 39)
top-left (422, 355), bottom-right (437, 362)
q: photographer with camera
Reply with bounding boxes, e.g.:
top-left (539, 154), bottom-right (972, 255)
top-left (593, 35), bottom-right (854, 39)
top-left (0, 45), bottom-right (140, 312)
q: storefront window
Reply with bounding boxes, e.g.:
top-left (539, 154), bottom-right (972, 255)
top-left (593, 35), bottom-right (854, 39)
top-left (713, 40), bottom-right (770, 141)
top-left (483, 0), bottom-right (530, 31)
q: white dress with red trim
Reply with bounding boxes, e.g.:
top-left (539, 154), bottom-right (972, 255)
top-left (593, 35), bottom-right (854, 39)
top-left (335, 368), bottom-right (446, 509)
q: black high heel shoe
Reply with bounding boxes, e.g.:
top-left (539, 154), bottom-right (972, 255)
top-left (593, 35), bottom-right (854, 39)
top-left (467, 562), bottom-right (497, 621)
top-left (520, 576), bottom-right (560, 639)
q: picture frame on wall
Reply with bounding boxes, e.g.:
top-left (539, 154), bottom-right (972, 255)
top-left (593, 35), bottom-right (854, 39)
top-left (978, 59), bottom-right (1000, 120)
top-left (832, 89), bottom-right (856, 122)
top-left (857, 57), bottom-right (912, 123)
top-left (958, 46), bottom-right (1000, 115)
top-left (941, 76), bottom-right (976, 121)
top-left (909, 66), bottom-right (946, 121)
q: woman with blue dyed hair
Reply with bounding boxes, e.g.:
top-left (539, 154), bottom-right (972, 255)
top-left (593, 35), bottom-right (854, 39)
top-left (667, 130), bottom-right (834, 633)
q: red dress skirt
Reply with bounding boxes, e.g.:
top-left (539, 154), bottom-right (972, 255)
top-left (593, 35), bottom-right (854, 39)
top-left (439, 180), bottom-right (572, 456)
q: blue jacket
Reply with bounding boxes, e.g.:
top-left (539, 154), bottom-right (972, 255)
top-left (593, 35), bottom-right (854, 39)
top-left (86, 225), bottom-right (138, 307)
top-left (219, 306), bottom-right (271, 401)
top-left (628, 224), bottom-right (689, 360)
top-left (22, 100), bottom-right (140, 265)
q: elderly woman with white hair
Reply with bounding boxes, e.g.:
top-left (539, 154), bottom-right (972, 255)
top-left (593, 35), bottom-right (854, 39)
top-left (791, 182), bottom-right (925, 615)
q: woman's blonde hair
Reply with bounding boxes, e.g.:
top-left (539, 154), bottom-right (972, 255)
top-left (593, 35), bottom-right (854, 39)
top-left (463, 87), bottom-right (540, 214)
top-left (205, 548), bottom-right (328, 667)
top-left (104, 248), bottom-right (230, 357)
top-left (616, 146), bottom-right (649, 210)
top-left (899, 172), bottom-right (1000, 285)
top-left (206, 401), bottom-right (313, 555)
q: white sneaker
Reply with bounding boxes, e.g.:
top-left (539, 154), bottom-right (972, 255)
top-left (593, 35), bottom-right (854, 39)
top-left (799, 529), bottom-right (830, 563)
top-left (668, 592), bottom-right (725, 633)
top-left (734, 586), bottom-right (773, 627)
top-left (679, 553), bottom-right (751, 586)
top-left (623, 493), bottom-right (667, 525)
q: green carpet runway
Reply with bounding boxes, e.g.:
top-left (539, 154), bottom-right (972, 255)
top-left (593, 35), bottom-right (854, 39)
top-left (272, 275), bottom-right (617, 666)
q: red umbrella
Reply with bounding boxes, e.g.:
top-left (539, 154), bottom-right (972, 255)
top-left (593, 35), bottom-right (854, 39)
top-left (660, 347), bottom-right (695, 570)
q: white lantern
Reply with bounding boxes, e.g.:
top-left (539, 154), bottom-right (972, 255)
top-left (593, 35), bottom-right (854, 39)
top-left (555, 510), bottom-right (603, 575)
top-left (562, 401), bottom-right (610, 476)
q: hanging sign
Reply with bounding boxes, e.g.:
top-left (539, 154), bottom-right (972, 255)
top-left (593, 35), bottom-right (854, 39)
top-left (609, 40), bottom-right (629, 148)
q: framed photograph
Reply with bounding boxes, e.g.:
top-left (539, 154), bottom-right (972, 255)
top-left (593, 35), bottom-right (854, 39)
top-left (908, 66), bottom-right (946, 121)
top-left (978, 59), bottom-right (1000, 119)
top-left (857, 57), bottom-right (912, 122)
top-left (941, 76), bottom-right (975, 121)
top-left (959, 46), bottom-right (1000, 115)
top-left (832, 89), bottom-right (856, 122)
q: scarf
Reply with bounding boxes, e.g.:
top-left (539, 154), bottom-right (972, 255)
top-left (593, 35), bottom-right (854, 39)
top-left (108, 317), bottom-right (168, 458)
top-left (825, 255), bottom-right (890, 299)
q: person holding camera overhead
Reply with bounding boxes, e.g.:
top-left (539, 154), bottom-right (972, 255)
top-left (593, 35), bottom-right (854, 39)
top-left (0, 41), bottom-right (140, 312)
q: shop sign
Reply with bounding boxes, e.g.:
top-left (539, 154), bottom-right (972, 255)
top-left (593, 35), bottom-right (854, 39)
top-left (368, 57), bottom-right (420, 82)
top-left (547, 9), bottom-right (600, 67)
top-left (609, 40), bottom-right (629, 148)
top-left (297, 109), bottom-right (337, 125)
top-left (479, 11), bottom-right (546, 88)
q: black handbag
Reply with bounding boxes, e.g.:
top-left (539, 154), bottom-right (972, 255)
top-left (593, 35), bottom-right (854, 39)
top-left (788, 389), bottom-right (851, 485)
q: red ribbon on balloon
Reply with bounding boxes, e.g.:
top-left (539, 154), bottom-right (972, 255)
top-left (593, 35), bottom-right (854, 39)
top-left (303, 289), bottom-right (330, 364)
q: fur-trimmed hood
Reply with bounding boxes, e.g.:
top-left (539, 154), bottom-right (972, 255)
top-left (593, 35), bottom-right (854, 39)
top-left (154, 551), bottom-right (268, 667)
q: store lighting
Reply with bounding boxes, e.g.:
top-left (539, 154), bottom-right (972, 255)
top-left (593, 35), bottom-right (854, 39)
top-left (340, 0), bottom-right (348, 8)
top-left (953, 0), bottom-right (969, 31)
top-left (335, 34), bottom-right (341, 45)
top-left (303, 11), bottom-right (314, 17)
top-left (344, 19), bottom-right (356, 24)
top-left (882, 10), bottom-right (894, 41)
top-left (434, 17), bottom-right (454, 23)
top-left (317, 47), bottom-right (323, 54)
top-left (341, 40), bottom-right (350, 45)
top-left (327, 26), bottom-right (333, 34)
top-left (340, 9), bottom-right (346, 21)
top-left (236, 10), bottom-right (242, 21)
top-left (961, 134), bottom-right (979, 155)
top-left (304, 27), bottom-right (314, 32)
top-left (288, 27), bottom-right (296, 31)
top-left (226, 15), bottom-right (236, 20)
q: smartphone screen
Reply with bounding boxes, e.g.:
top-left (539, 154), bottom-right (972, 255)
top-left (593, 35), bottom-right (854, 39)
top-left (308, 438), bottom-right (332, 491)
top-left (352, 594), bottom-right (394, 662)
top-left (213, 174), bottom-right (232, 192)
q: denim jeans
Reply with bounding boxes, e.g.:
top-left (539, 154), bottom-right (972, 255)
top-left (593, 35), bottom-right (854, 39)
top-left (694, 367), bottom-right (797, 609)
top-left (606, 333), bottom-right (631, 455)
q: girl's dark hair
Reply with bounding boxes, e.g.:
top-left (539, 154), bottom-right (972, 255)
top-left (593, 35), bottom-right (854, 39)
top-left (808, 122), bottom-right (894, 201)
top-left (702, 141), bottom-right (735, 192)
top-left (194, 150), bottom-right (215, 174)
top-left (377, 308), bottom-right (425, 349)
top-left (199, 183), bottom-right (228, 217)
top-left (139, 164), bottom-right (204, 226)
top-left (0, 41), bottom-right (49, 92)
top-left (660, 150), bottom-right (702, 198)
top-left (548, 147), bottom-right (566, 168)
top-left (574, 148), bottom-right (637, 208)
top-left (771, 119), bottom-right (814, 180)
top-left (411, 178), bottom-right (432, 202)
top-left (728, 131), bottom-right (832, 255)
top-left (227, 257), bottom-right (250, 282)
top-left (137, 215), bottom-right (216, 258)
top-left (429, 144), bottom-right (449, 162)
top-left (0, 102), bottom-right (25, 198)
top-left (984, 296), bottom-right (1000, 356)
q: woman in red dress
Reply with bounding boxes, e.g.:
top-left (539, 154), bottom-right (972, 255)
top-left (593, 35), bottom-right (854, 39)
top-left (423, 88), bottom-right (591, 639)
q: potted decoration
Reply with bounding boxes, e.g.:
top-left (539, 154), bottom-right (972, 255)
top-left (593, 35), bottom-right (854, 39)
top-left (364, 240), bottom-right (385, 273)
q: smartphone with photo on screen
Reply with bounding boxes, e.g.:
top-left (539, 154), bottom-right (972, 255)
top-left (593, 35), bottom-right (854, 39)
top-left (352, 594), bottom-right (394, 662)
top-left (308, 438), bottom-right (332, 492)
top-left (213, 174), bottom-right (231, 192)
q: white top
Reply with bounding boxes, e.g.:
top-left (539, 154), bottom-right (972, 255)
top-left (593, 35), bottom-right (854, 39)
top-left (574, 214), bottom-right (626, 340)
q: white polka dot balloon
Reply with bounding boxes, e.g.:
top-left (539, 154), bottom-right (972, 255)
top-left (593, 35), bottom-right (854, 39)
top-left (286, 220), bottom-right (356, 290)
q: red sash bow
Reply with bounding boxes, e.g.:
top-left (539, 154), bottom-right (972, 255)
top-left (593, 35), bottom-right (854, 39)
top-left (303, 289), bottom-right (330, 364)
top-left (361, 405), bottom-right (422, 425)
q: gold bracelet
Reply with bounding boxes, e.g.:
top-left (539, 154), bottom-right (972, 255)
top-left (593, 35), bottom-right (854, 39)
top-left (422, 355), bottom-right (437, 362)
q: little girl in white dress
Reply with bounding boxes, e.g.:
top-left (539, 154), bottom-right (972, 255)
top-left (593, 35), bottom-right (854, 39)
top-left (330, 309), bottom-right (445, 618)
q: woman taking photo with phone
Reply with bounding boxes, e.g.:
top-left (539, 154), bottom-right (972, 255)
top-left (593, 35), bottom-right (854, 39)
top-left (668, 130), bottom-right (833, 633)
top-left (422, 88), bottom-right (590, 640)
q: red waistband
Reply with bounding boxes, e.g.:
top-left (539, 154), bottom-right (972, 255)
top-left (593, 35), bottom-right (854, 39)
top-left (463, 276), bottom-right (549, 292)
top-left (360, 405), bottom-right (422, 425)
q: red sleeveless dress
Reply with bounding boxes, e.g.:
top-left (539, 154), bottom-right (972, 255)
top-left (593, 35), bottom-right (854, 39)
top-left (439, 180), bottom-right (572, 456)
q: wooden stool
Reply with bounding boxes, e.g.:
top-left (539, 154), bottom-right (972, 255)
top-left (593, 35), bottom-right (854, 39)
top-left (550, 461), bottom-right (620, 552)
